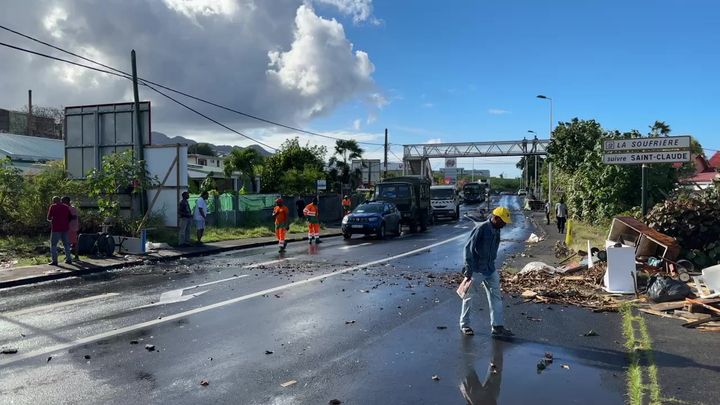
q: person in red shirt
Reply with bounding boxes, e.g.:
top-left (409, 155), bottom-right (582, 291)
top-left (47, 196), bottom-right (73, 265)
top-left (272, 198), bottom-right (289, 251)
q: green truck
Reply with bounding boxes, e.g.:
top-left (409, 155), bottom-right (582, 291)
top-left (374, 176), bottom-right (432, 232)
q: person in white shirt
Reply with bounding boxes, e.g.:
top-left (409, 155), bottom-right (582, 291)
top-left (555, 197), bottom-right (568, 234)
top-left (194, 191), bottom-right (209, 243)
top-left (544, 200), bottom-right (551, 225)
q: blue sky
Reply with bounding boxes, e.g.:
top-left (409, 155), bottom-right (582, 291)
top-left (311, 0), bottom-right (720, 176)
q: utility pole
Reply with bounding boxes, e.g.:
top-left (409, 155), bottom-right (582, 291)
top-left (384, 128), bottom-right (388, 180)
top-left (131, 50), bottom-right (146, 215)
top-left (27, 89), bottom-right (32, 136)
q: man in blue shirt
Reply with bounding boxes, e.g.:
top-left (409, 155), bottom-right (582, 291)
top-left (460, 206), bottom-right (514, 337)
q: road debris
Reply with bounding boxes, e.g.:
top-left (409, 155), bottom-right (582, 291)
top-left (47, 356), bottom-right (52, 362)
top-left (431, 375), bottom-right (440, 381)
top-left (562, 364), bottom-right (570, 370)
top-left (502, 262), bottom-right (618, 311)
top-left (328, 400), bottom-right (342, 405)
top-left (145, 344), bottom-right (156, 351)
top-left (281, 380), bottom-right (297, 387)
top-left (265, 350), bottom-right (274, 355)
top-left (130, 340), bottom-right (139, 345)
top-left (200, 380), bottom-right (209, 386)
top-left (583, 330), bottom-right (599, 337)
top-left (84, 355), bottom-right (91, 360)
top-left (345, 320), bottom-right (356, 325)
top-left (436, 326), bottom-right (447, 330)
top-left (1, 347), bottom-right (18, 354)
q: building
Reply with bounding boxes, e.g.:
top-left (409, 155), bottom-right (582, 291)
top-left (0, 108), bottom-right (62, 139)
top-left (187, 153), bottom-right (242, 191)
top-left (0, 132), bottom-right (64, 174)
top-left (678, 153), bottom-right (720, 190)
top-left (351, 159), bottom-right (382, 186)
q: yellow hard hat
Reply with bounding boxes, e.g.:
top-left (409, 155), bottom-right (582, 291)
top-left (492, 206), bottom-right (512, 224)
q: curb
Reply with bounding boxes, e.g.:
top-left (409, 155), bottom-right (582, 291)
top-left (0, 232), bottom-right (343, 289)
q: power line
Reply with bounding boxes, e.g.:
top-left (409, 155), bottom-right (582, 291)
top-left (0, 24), bottom-right (388, 147)
top-left (0, 40), bottom-right (277, 151)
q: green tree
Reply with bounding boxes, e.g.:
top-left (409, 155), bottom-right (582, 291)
top-left (0, 157), bottom-right (23, 224)
top-left (329, 139), bottom-right (364, 190)
top-left (200, 172), bottom-right (217, 193)
top-left (261, 138), bottom-right (326, 193)
top-left (85, 150), bottom-right (156, 219)
top-left (281, 167), bottom-right (326, 195)
top-left (224, 147), bottom-right (264, 192)
top-left (188, 143), bottom-right (216, 156)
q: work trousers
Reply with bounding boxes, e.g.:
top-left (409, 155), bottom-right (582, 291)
top-left (459, 270), bottom-right (504, 329)
top-left (557, 217), bottom-right (566, 234)
top-left (50, 231), bottom-right (72, 263)
top-left (307, 223), bottom-right (320, 239)
top-left (178, 217), bottom-right (192, 245)
top-left (276, 226), bottom-right (287, 246)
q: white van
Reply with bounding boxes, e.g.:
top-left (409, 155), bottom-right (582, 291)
top-left (430, 185), bottom-right (460, 220)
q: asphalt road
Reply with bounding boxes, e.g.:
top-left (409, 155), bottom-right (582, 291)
top-left (0, 196), bottom-right (627, 404)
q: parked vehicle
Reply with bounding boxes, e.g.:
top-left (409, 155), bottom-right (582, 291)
top-left (374, 176), bottom-right (432, 232)
top-left (430, 185), bottom-right (460, 220)
top-left (517, 189), bottom-right (527, 196)
top-left (342, 201), bottom-right (402, 239)
top-left (461, 182), bottom-right (487, 204)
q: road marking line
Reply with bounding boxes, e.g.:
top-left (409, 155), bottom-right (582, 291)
top-left (135, 275), bottom-right (251, 309)
top-left (243, 258), bottom-right (296, 269)
top-left (4, 293), bottom-right (120, 317)
top-left (338, 243), bottom-right (372, 250)
top-left (0, 232), bottom-right (468, 366)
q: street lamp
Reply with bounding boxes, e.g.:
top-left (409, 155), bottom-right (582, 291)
top-left (536, 95), bottom-right (553, 207)
top-left (528, 130), bottom-right (538, 197)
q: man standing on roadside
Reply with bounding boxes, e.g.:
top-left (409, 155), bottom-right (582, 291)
top-left (544, 200), bottom-right (551, 225)
top-left (272, 198), bottom-right (289, 251)
top-left (61, 196), bottom-right (80, 261)
top-left (178, 191), bottom-right (192, 246)
top-left (47, 196), bottom-right (72, 265)
top-left (555, 197), bottom-right (568, 234)
top-left (460, 206), bottom-right (513, 337)
top-left (303, 197), bottom-right (321, 244)
top-left (342, 195), bottom-right (352, 216)
top-left (194, 191), bottom-right (209, 244)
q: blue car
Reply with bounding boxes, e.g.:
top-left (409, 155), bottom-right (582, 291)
top-left (342, 202), bottom-right (402, 240)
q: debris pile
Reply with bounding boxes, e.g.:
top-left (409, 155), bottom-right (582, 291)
top-left (638, 297), bottom-right (720, 331)
top-left (501, 262), bottom-right (619, 311)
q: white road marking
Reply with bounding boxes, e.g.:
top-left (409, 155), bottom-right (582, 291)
top-left (4, 293), bottom-right (120, 317)
top-left (0, 232), bottom-right (468, 366)
top-left (135, 275), bottom-right (250, 309)
top-left (338, 243), bottom-right (372, 250)
top-left (242, 258), bottom-right (296, 269)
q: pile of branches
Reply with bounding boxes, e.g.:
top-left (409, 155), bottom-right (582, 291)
top-left (501, 263), bottom-right (619, 311)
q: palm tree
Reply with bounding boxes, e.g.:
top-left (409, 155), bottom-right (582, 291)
top-left (649, 121), bottom-right (671, 137)
top-left (224, 147), bottom-right (264, 192)
top-left (331, 140), bottom-right (364, 189)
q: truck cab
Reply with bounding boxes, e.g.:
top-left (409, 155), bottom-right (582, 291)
top-left (430, 185), bottom-right (460, 220)
top-left (374, 176), bottom-right (432, 232)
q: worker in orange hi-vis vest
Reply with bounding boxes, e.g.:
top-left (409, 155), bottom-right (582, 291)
top-left (303, 197), bottom-right (321, 244)
top-left (342, 195), bottom-right (352, 216)
top-left (272, 198), bottom-right (289, 251)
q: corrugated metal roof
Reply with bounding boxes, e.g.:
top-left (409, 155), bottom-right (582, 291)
top-left (0, 132), bottom-right (64, 162)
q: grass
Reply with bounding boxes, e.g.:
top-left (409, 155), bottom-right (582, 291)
top-left (620, 303), bottom-right (663, 405)
top-left (0, 235), bottom-right (49, 266)
top-left (568, 220), bottom-right (608, 253)
top-left (147, 219), bottom-right (323, 245)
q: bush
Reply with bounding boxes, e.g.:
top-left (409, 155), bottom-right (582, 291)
top-left (645, 187), bottom-right (720, 267)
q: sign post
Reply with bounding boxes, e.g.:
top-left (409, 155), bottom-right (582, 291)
top-left (316, 179), bottom-right (327, 194)
top-left (602, 135), bottom-right (692, 215)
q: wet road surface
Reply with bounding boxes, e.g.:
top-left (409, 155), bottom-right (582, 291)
top-left (0, 196), bottom-right (627, 404)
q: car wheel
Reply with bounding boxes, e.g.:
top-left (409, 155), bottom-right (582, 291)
top-left (343, 232), bottom-right (351, 240)
top-left (377, 223), bottom-right (386, 240)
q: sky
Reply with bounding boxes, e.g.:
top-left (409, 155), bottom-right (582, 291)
top-left (1, 0), bottom-right (718, 178)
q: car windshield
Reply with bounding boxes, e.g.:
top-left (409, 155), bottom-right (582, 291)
top-left (463, 184), bottom-right (481, 193)
top-left (431, 189), bottom-right (454, 198)
top-left (375, 184), bottom-right (411, 199)
top-left (353, 204), bottom-right (384, 213)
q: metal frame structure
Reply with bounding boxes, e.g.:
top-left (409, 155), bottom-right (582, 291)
top-left (403, 139), bottom-right (550, 159)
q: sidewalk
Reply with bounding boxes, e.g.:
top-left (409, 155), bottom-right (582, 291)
top-left (0, 227), bottom-right (342, 289)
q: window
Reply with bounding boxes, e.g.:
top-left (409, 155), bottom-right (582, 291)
top-left (198, 158), bottom-right (207, 166)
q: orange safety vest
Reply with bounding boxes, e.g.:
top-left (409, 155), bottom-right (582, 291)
top-left (273, 205), bottom-right (288, 226)
top-left (303, 203), bottom-right (319, 224)
top-left (342, 198), bottom-right (351, 207)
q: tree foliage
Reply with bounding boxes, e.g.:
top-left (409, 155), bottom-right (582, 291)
top-left (85, 150), bottom-right (156, 218)
top-left (261, 137), bottom-right (326, 194)
top-left (328, 139), bottom-right (364, 191)
top-left (548, 118), bottom-right (695, 225)
top-left (188, 143), bottom-right (216, 156)
top-left (0, 157), bottom-right (23, 225)
top-left (646, 186), bottom-right (720, 267)
top-left (224, 147), bottom-right (264, 192)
